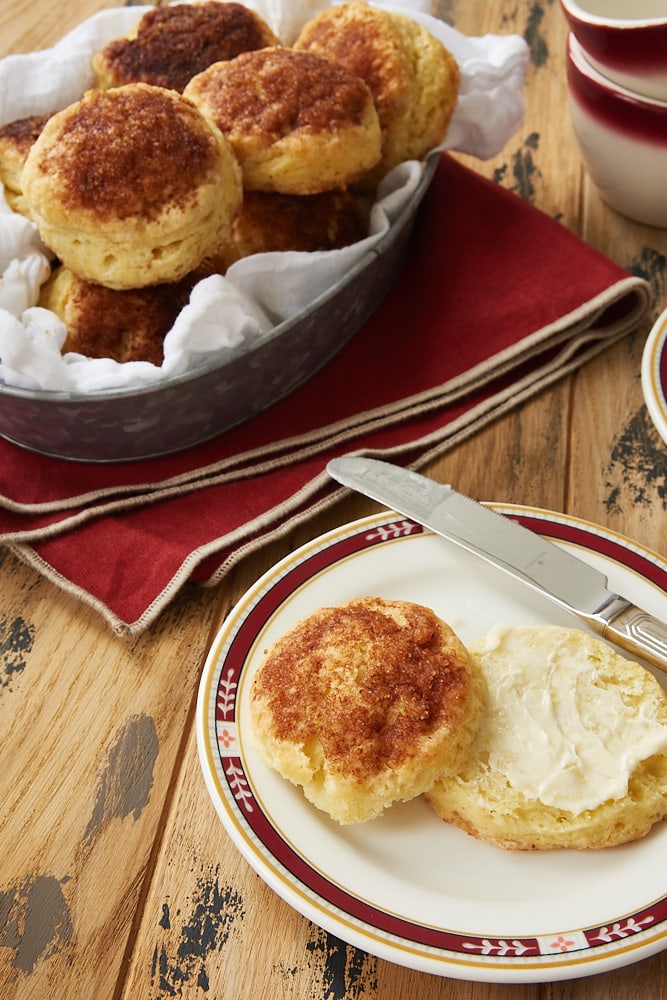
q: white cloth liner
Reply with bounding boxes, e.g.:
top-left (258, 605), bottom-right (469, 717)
top-left (0, 0), bottom-right (529, 393)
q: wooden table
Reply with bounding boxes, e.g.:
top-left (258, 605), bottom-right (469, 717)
top-left (1, 1), bottom-right (667, 997)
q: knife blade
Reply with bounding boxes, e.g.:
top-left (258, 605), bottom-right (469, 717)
top-left (327, 456), bottom-right (667, 672)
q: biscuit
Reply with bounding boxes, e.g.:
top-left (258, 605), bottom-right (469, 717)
top-left (427, 625), bottom-right (667, 850)
top-left (249, 597), bottom-right (483, 824)
top-left (21, 84), bottom-right (242, 289)
top-left (39, 266), bottom-right (205, 365)
top-left (294, 1), bottom-right (459, 181)
top-left (218, 188), bottom-right (368, 266)
top-left (0, 113), bottom-right (51, 216)
top-left (184, 47), bottom-right (382, 193)
top-left (92, 1), bottom-right (280, 93)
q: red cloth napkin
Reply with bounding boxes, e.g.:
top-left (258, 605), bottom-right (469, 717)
top-left (0, 154), bottom-right (650, 633)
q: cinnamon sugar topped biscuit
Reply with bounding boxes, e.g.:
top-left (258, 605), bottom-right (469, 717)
top-left (34, 86), bottom-right (221, 221)
top-left (39, 266), bottom-right (204, 366)
top-left (21, 84), bottom-right (242, 289)
top-left (0, 113), bottom-right (52, 215)
top-left (250, 597), bottom-right (483, 824)
top-left (93, 2), bottom-right (280, 93)
top-left (295, 1), bottom-right (459, 182)
top-left (185, 47), bottom-right (382, 193)
top-left (218, 188), bottom-right (368, 266)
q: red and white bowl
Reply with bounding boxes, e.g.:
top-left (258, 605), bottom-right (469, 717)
top-left (566, 32), bottom-right (667, 228)
top-left (561, 0), bottom-right (667, 102)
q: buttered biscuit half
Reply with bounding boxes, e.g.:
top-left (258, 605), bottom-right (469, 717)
top-left (427, 625), bottom-right (667, 850)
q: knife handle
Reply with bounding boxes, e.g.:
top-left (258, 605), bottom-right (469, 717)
top-left (602, 604), bottom-right (667, 674)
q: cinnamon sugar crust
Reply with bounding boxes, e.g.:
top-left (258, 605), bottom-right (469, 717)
top-left (194, 49), bottom-right (371, 138)
top-left (93, 2), bottom-right (280, 93)
top-left (0, 114), bottom-right (51, 155)
top-left (295, 1), bottom-right (459, 183)
top-left (184, 47), bottom-right (382, 193)
top-left (250, 597), bottom-right (483, 824)
top-left (218, 188), bottom-right (368, 266)
top-left (39, 266), bottom-right (206, 365)
top-left (21, 84), bottom-right (242, 289)
top-left (0, 113), bottom-right (52, 215)
top-left (28, 86), bottom-right (222, 222)
top-left (296, 2), bottom-right (413, 130)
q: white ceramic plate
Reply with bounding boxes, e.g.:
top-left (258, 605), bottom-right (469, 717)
top-left (642, 307), bottom-right (667, 447)
top-left (196, 505), bottom-right (667, 983)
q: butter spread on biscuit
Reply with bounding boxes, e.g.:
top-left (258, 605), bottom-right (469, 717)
top-left (470, 624), bottom-right (667, 815)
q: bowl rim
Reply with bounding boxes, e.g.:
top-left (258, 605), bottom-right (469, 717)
top-left (568, 32), bottom-right (667, 109)
top-left (641, 305), bottom-right (667, 446)
top-left (0, 155), bottom-right (439, 406)
top-left (560, 0), bottom-right (667, 30)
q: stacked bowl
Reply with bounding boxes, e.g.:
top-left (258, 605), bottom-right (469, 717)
top-left (560, 0), bottom-right (667, 227)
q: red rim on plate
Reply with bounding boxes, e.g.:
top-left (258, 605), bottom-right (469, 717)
top-left (197, 506), bottom-right (667, 983)
top-left (642, 308), bottom-right (667, 447)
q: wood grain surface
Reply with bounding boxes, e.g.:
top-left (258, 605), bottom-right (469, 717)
top-left (1, 0), bottom-right (666, 997)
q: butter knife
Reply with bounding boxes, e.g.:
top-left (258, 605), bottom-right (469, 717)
top-left (327, 456), bottom-right (667, 672)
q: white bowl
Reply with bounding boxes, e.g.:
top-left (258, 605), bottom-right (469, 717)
top-left (560, 0), bottom-right (667, 102)
top-left (566, 33), bottom-right (667, 228)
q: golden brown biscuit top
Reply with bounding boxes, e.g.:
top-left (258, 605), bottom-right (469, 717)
top-left (187, 47), bottom-right (375, 139)
top-left (97, 2), bottom-right (279, 92)
top-left (294, 2), bottom-right (411, 124)
top-left (0, 114), bottom-right (52, 154)
top-left (56, 271), bottom-right (197, 365)
top-left (233, 189), bottom-right (367, 254)
top-left (29, 85), bottom-right (224, 222)
top-left (251, 599), bottom-right (473, 779)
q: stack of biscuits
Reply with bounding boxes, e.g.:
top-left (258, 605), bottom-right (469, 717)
top-left (0, 1), bottom-right (460, 366)
top-left (250, 598), bottom-right (667, 851)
